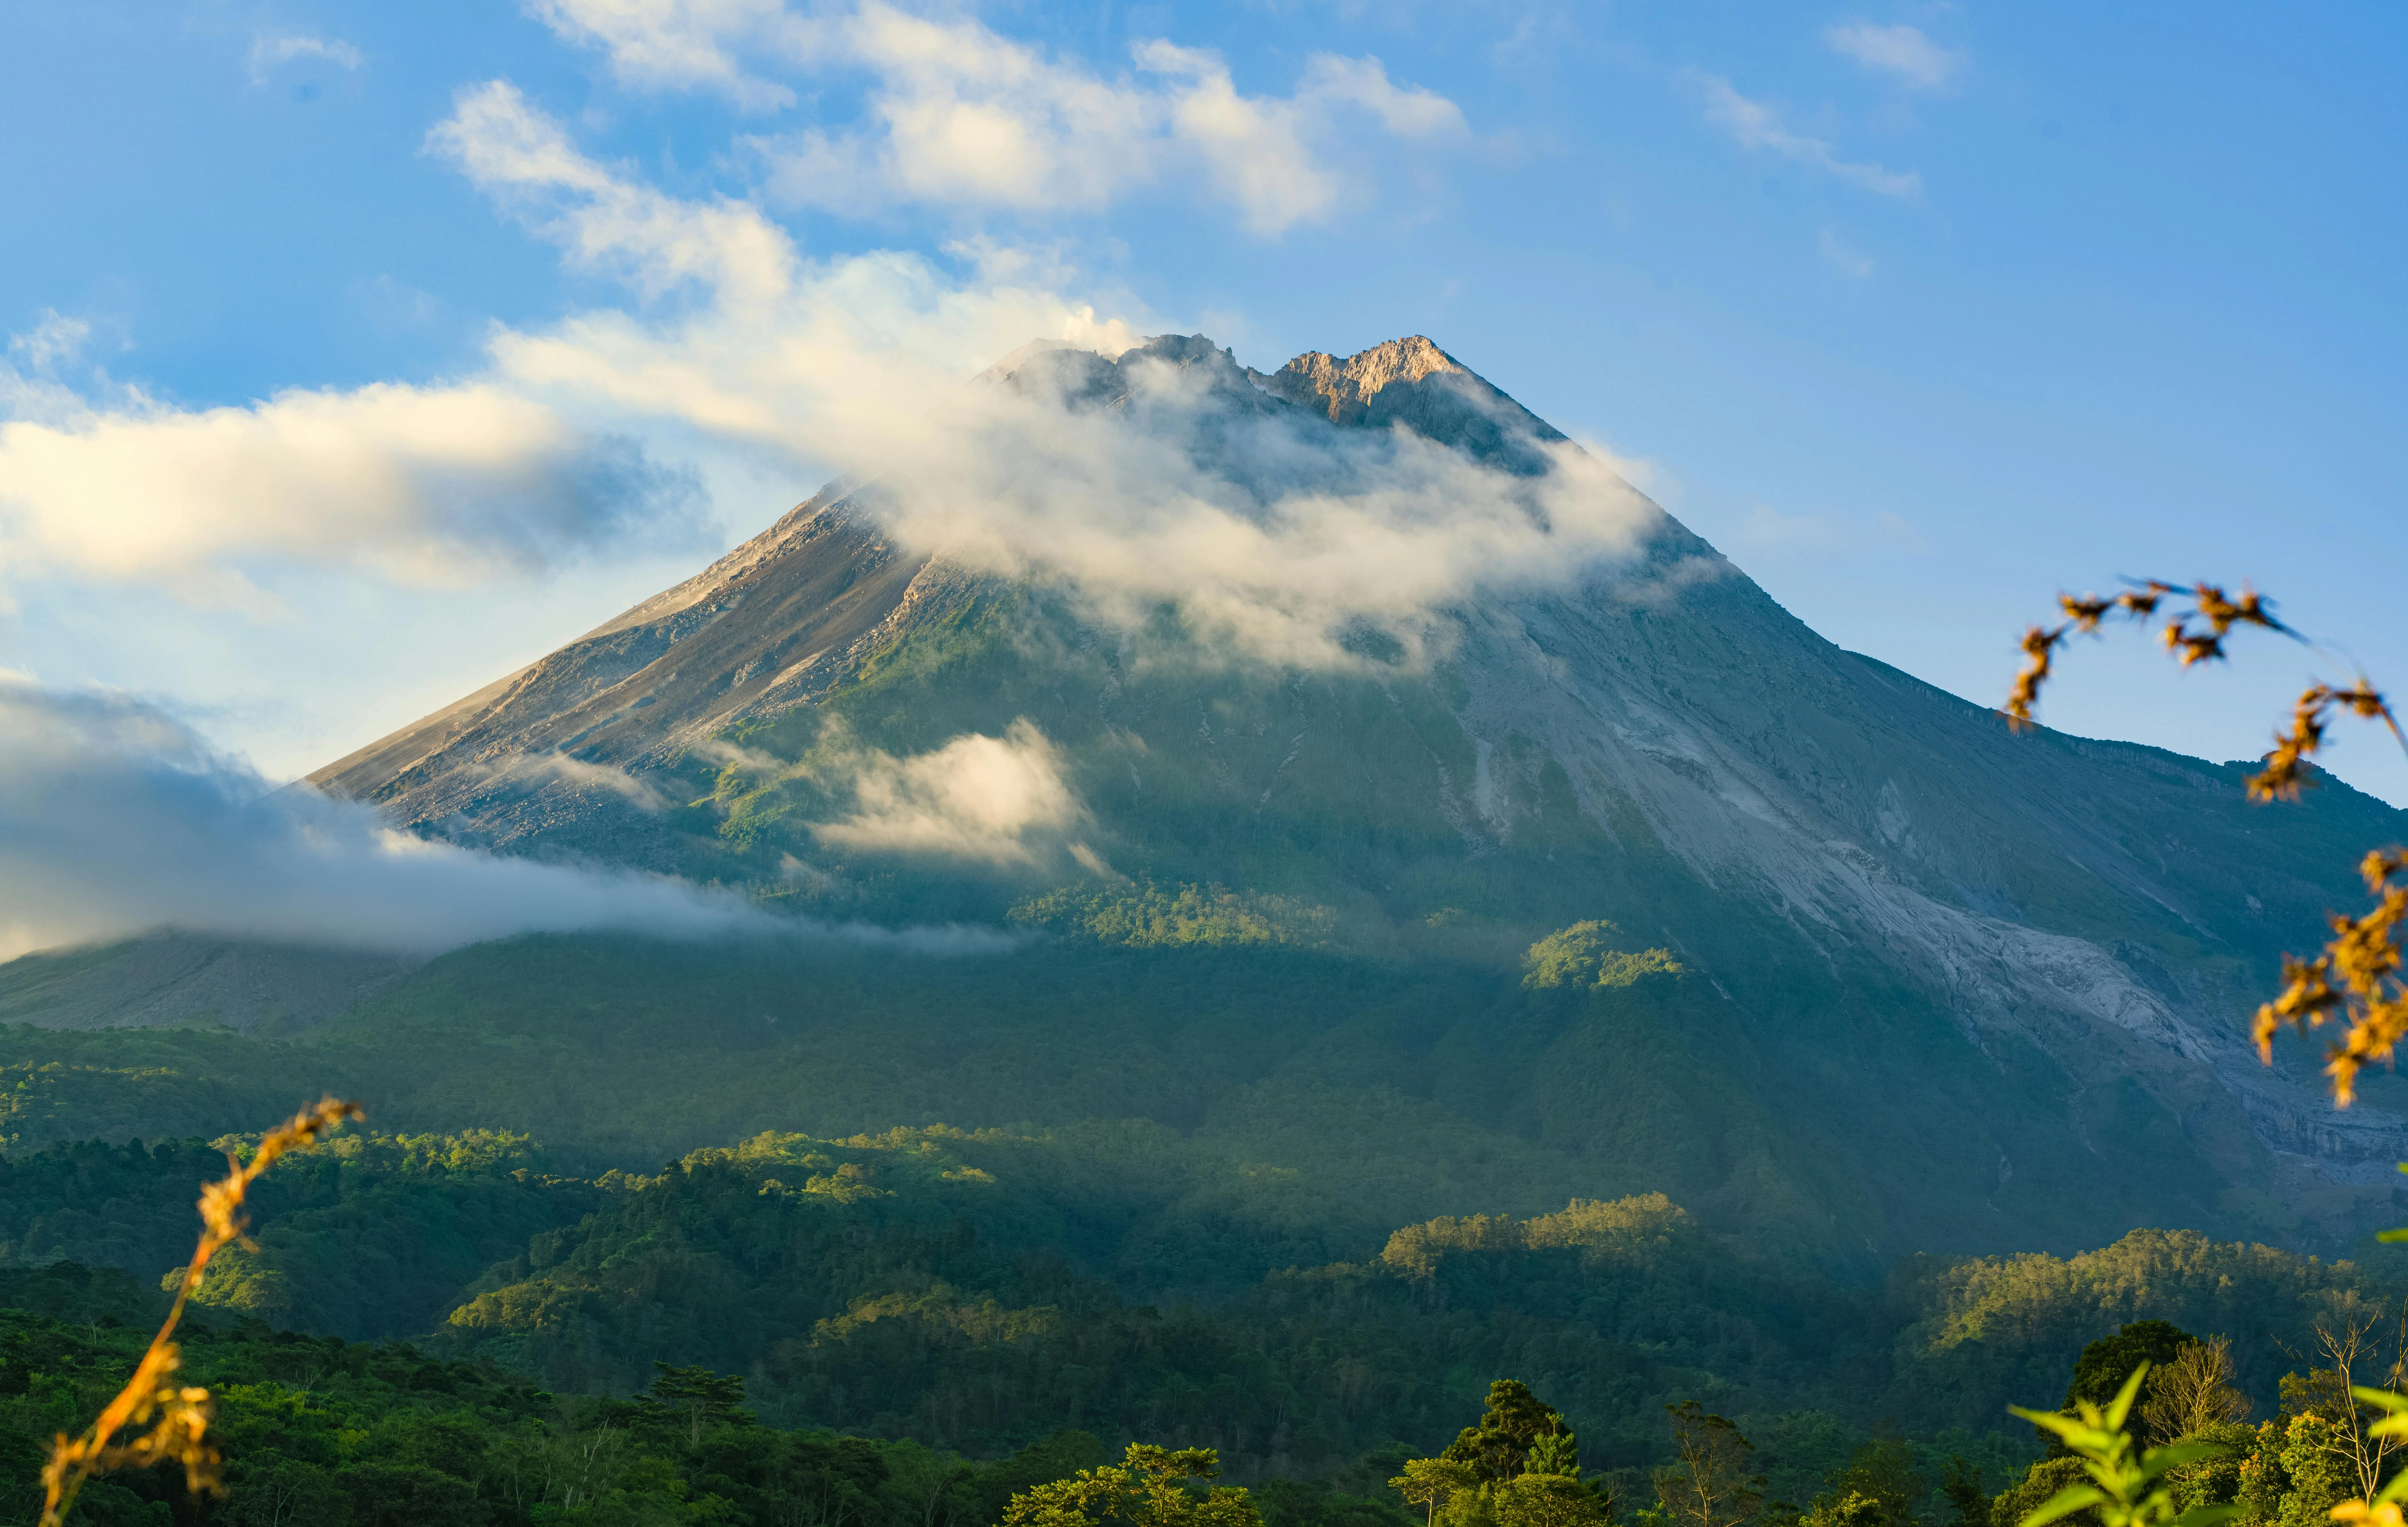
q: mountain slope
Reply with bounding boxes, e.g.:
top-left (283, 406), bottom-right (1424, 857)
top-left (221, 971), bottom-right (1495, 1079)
top-left (167, 334), bottom-right (2408, 1253)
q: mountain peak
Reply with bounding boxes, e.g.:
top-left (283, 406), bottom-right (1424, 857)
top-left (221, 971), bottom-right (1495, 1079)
top-left (1270, 335), bottom-right (1467, 421)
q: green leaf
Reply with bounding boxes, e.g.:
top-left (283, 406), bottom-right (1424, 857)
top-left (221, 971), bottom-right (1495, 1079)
top-left (2013, 1408), bottom-right (2113, 1453)
top-left (2139, 1442), bottom-right (2229, 1481)
top-left (2021, 1485), bottom-right (2108, 1527)
top-left (2376, 1228), bottom-right (2408, 1243)
top-left (2354, 1388), bottom-right (2408, 1412)
top-left (2106, 1365), bottom-right (2151, 1433)
top-left (2378, 1470), bottom-right (2408, 1508)
top-left (2171, 1507), bottom-right (2243, 1527)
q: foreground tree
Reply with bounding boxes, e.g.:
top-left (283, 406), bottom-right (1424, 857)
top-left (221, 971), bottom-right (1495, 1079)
top-left (1655, 1402), bottom-right (1763, 1527)
top-left (1005, 1444), bottom-right (1259, 1527)
top-left (1393, 1459), bottom-right (1483, 1527)
top-left (2011, 1364), bottom-right (2237, 1527)
top-left (2141, 1339), bottom-right (2252, 1447)
top-left (1445, 1382), bottom-right (1569, 1485)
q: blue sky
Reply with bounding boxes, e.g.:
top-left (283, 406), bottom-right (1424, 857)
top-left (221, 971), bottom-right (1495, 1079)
top-left (3, 1), bottom-right (2405, 808)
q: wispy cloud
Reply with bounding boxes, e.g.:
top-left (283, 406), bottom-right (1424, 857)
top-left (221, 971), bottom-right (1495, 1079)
top-left (1693, 73), bottom-right (1920, 198)
top-left (530, 0), bottom-right (1465, 234)
top-left (1824, 21), bottom-right (1964, 93)
top-left (525, 0), bottom-right (816, 111)
top-left (5, 311), bottom-right (90, 371)
top-left (248, 33), bottom-right (365, 86)
top-left (1818, 225), bottom-right (1874, 277)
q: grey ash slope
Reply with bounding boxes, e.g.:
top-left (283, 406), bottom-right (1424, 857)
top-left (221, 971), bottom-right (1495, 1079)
top-left (282, 333), bottom-right (2408, 1249)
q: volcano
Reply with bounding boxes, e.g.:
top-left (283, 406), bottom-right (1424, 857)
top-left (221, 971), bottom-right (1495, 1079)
top-left (269, 333), bottom-right (2408, 1255)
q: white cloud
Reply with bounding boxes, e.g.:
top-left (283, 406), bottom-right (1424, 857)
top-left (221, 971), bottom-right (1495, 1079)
top-left (6, 310), bottom-right (90, 371)
top-left (1824, 21), bottom-right (1964, 92)
top-left (1694, 74), bottom-right (1920, 198)
top-left (814, 719), bottom-right (1087, 863)
top-left (426, 86), bottom-right (1664, 668)
top-left (525, 0), bottom-right (816, 110)
top-left (249, 33), bottom-right (365, 85)
top-left (429, 80), bottom-right (799, 308)
top-left (530, 0), bottom-right (1463, 234)
top-left (0, 357), bottom-right (703, 609)
top-left (0, 675), bottom-right (772, 961)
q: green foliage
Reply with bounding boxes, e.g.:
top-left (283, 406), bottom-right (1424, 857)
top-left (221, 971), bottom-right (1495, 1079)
top-left (1655, 1402), bottom-right (1763, 1527)
top-left (2267, 1414), bottom-right (2352, 1527)
top-left (1443, 1382), bottom-right (1565, 1483)
top-left (2231, 1421), bottom-right (2287, 1527)
top-left (3, 1078), bottom-right (2403, 1504)
top-left (1010, 884), bottom-right (1338, 950)
top-left (1003, 1443), bottom-right (1260, 1527)
top-left (1492, 1472), bottom-right (1614, 1527)
top-left (2068, 1326), bottom-right (2199, 1416)
top-left (1799, 1438), bottom-right (1924, 1527)
top-left (1891, 1234), bottom-right (2389, 1427)
top-left (0, 1129), bottom-right (597, 1342)
top-left (1995, 1461), bottom-right (2097, 1527)
top-left (2163, 1422), bottom-right (2257, 1517)
top-left (0, 1273), bottom-right (1127, 1527)
top-left (2008, 1365), bottom-right (2239, 1527)
top-left (1521, 924), bottom-right (1684, 991)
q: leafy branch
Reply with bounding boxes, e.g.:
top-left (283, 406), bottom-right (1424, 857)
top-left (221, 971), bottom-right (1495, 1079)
top-left (39, 1096), bottom-right (363, 1527)
top-left (2009, 1364), bottom-right (2236, 1527)
top-left (2006, 579), bottom-right (2408, 1106)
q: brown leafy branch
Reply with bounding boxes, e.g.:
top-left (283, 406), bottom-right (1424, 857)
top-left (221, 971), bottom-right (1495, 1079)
top-left (2005, 581), bottom-right (2408, 1109)
top-left (2255, 851), bottom-right (2408, 1107)
top-left (39, 1096), bottom-right (363, 1527)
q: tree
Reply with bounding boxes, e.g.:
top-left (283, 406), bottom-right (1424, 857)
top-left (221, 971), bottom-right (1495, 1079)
top-left (639, 1362), bottom-right (751, 1446)
top-left (1495, 1474), bottom-right (1613, 1527)
top-left (1446, 1382), bottom-right (1567, 1484)
top-left (1941, 1458), bottom-right (1988, 1527)
top-left (2298, 1305), bottom-right (2408, 1502)
top-left (1993, 1460), bottom-right (2098, 1527)
top-left (1004, 1444), bottom-right (1260, 1527)
top-left (1803, 1438), bottom-right (1922, 1527)
top-left (1655, 1403), bottom-right (1764, 1527)
top-left (2009, 1364), bottom-right (2238, 1527)
top-left (1527, 1434), bottom-right (1583, 1481)
top-left (2143, 1341), bottom-right (2252, 1445)
top-left (2271, 1416), bottom-right (2354, 1527)
top-left (2070, 1325), bottom-right (2200, 1417)
top-left (1392, 1460), bottom-right (1482, 1527)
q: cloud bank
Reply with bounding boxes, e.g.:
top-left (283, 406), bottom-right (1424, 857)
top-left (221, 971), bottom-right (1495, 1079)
top-left (0, 322), bottom-right (704, 609)
top-left (0, 675), bottom-right (773, 961)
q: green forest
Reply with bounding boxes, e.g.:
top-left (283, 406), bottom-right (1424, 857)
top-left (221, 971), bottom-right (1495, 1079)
top-left (5, 1093), bottom-right (2406, 1527)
